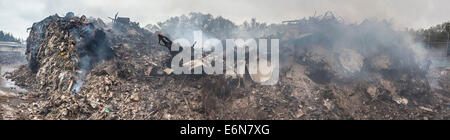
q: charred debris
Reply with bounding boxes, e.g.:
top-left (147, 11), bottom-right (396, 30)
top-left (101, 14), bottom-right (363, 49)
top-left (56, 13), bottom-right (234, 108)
top-left (1, 12), bottom-right (449, 120)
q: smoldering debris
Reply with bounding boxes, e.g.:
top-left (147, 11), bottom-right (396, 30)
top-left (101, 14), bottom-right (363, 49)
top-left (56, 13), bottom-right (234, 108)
top-left (1, 12), bottom-right (449, 120)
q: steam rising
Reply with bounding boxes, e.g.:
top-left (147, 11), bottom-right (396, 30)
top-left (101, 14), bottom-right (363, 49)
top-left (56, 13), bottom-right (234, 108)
top-left (152, 12), bottom-right (436, 90)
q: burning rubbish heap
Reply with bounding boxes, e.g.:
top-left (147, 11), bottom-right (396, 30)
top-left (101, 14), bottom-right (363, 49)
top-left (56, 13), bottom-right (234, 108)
top-left (5, 13), bottom-right (175, 119)
top-left (273, 15), bottom-right (449, 119)
top-left (1, 13), bottom-right (449, 120)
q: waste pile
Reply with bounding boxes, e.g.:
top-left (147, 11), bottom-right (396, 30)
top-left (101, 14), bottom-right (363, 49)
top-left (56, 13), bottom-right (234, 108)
top-left (271, 17), bottom-right (449, 119)
top-left (1, 13), bottom-right (449, 120)
top-left (4, 13), bottom-right (176, 119)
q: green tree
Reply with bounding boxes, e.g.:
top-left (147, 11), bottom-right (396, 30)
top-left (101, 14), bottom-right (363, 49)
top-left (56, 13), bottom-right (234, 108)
top-left (155, 12), bottom-right (238, 40)
top-left (0, 31), bottom-right (20, 42)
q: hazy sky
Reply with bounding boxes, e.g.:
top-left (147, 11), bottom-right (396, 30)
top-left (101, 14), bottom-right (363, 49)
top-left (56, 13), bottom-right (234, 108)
top-left (1, 0), bottom-right (450, 38)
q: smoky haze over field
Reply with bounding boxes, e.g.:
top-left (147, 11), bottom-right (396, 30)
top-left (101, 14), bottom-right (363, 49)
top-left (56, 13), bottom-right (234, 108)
top-left (1, 0), bottom-right (450, 38)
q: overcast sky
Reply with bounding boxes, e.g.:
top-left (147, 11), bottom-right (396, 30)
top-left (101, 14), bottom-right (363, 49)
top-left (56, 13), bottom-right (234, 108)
top-left (1, 0), bottom-right (450, 38)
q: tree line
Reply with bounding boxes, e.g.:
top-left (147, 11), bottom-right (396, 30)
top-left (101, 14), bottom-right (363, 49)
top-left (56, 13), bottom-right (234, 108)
top-left (146, 12), bottom-right (450, 48)
top-left (414, 22), bottom-right (450, 43)
top-left (0, 30), bottom-right (21, 42)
